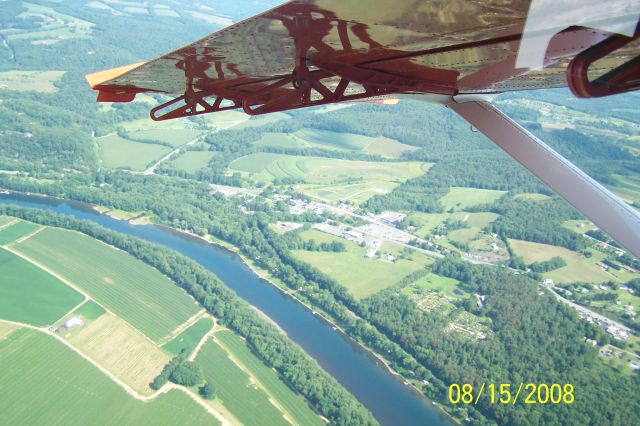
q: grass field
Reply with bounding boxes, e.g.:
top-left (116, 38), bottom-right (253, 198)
top-left (0, 249), bottom-right (84, 326)
top-left (253, 129), bottom-right (416, 158)
top-left (0, 329), bottom-right (216, 425)
top-left (196, 338), bottom-right (289, 426)
top-left (406, 212), bottom-right (450, 237)
top-left (163, 317), bottom-right (214, 356)
top-left (299, 180), bottom-right (401, 205)
top-left (561, 220), bottom-right (597, 233)
top-left (293, 233), bottom-right (433, 299)
top-left (439, 187), bottom-right (506, 211)
top-left (0, 221), bottom-right (40, 245)
top-left (0, 71), bottom-right (65, 93)
top-left (229, 153), bottom-right (426, 186)
top-left (67, 314), bottom-right (169, 394)
top-left (170, 151), bottom-right (218, 173)
top-left (508, 239), bottom-right (624, 283)
top-left (72, 300), bottom-right (106, 321)
top-left (0, 216), bottom-right (14, 227)
top-left (14, 228), bottom-right (200, 342)
top-left (96, 134), bottom-right (171, 171)
top-left (447, 212), bottom-right (499, 244)
top-left (215, 330), bottom-right (323, 426)
top-left (126, 129), bottom-right (203, 147)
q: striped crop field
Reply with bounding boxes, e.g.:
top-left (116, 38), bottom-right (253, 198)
top-left (0, 329), bottom-right (217, 425)
top-left (163, 317), bottom-right (214, 356)
top-left (13, 228), bottom-right (200, 342)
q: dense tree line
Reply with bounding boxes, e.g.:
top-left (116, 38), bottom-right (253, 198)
top-left (529, 256), bottom-right (567, 273)
top-left (0, 205), bottom-right (377, 426)
top-left (363, 257), bottom-right (640, 425)
top-left (482, 196), bottom-right (591, 251)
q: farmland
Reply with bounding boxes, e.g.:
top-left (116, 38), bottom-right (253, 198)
top-left (195, 337), bottom-right (290, 426)
top-left (229, 153), bottom-right (426, 185)
top-left (508, 239), bottom-right (630, 283)
top-left (163, 317), bottom-right (214, 356)
top-left (67, 314), bottom-right (169, 395)
top-left (447, 212), bottom-right (499, 244)
top-left (0, 248), bottom-right (84, 326)
top-left (0, 70), bottom-right (65, 93)
top-left (439, 187), bottom-right (506, 211)
top-left (96, 134), bottom-right (171, 171)
top-left (0, 220), bottom-right (40, 245)
top-left (13, 228), bottom-right (200, 342)
top-left (215, 330), bottom-right (323, 426)
top-left (169, 151), bottom-right (218, 173)
top-left (252, 128), bottom-right (417, 158)
top-left (293, 234), bottom-right (433, 299)
top-left (125, 129), bottom-right (203, 147)
top-left (299, 180), bottom-right (401, 205)
top-left (0, 329), bottom-right (216, 425)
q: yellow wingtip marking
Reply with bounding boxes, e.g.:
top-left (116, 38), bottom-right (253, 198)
top-left (85, 62), bottom-right (146, 88)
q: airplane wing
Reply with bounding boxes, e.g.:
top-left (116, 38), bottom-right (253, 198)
top-left (86, 0), bottom-right (640, 257)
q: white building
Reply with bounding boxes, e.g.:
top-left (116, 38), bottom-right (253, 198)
top-left (64, 317), bottom-right (84, 329)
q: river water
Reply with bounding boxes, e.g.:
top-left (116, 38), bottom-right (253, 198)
top-left (0, 192), bottom-right (451, 426)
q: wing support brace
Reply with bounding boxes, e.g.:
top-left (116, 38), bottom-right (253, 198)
top-left (450, 100), bottom-right (640, 259)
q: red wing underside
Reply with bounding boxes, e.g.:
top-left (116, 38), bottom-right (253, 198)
top-left (86, 0), bottom-right (640, 119)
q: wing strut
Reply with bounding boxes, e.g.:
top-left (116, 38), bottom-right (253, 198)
top-left (449, 99), bottom-right (640, 259)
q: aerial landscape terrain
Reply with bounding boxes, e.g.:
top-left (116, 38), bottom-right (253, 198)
top-left (0, 1), bottom-right (639, 425)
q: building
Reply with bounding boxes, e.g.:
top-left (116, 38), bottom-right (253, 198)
top-left (64, 317), bottom-right (84, 329)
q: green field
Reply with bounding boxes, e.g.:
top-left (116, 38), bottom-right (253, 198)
top-left (0, 249), bottom-right (84, 326)
top-left (126, 129), bottom-right (203, 147)
top-left (508, 239), bottom-right (627, 283)
top-left (196, 338), bottom-right (289, 426)
top-left (0, 216), bottom-right (14, 227)
top-left (253, 128), bottom-right (416, 158)
top-left (293, 231), bottom-right (433, 299)
top-left (439, 187), bottom-right (507, 211)
top-left (14, 228), bottom-right (199, 342)
top-left (170, 151), bottom-right (218, 173)
top-left (407, 273), bottom-right (462, 298)
top-left (299, 180), bottom-right (402, 205)
top-left (406, 212), bottom-right (450, 237)
top-left (163, 317), bottom-right (214, 356)
top-left (0, 71), bottom-right (65, 93)
top-left (215, 330), bottom-right (323, 426)
top-left (229, 153), bottom-right (426, 186)
top-left (96, 134), bottom-right (171, 171)
top-left (447, 212), bottom-right (499, 244)
top-left (72, 300), bottom-right (106, 321)
top-left (0, 329), bottom-right (216, 425)
top-left (0, 221), bottom-right (40, 245)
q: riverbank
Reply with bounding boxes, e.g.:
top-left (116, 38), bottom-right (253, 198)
top-left (118, 209), bottom-right (458, 424)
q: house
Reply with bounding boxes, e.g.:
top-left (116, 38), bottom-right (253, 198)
top-left (64, 317), bottom-right (84, 329)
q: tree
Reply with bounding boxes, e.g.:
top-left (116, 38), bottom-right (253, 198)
top-left (200, 382), bottom-right (216, 400)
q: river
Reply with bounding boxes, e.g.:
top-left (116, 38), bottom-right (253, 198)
top-left (0, 192), bottom-right (451, 426)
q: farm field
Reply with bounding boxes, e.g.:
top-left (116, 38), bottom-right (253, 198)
top-left (447, 212), bottom-right (499, 244)
top-left (407, 273), bottom-right (463, 299)
top-left (163, 316), bottom-right (214, 356)
top-left (72, 300), bottom-right (106, 321)
top-left (67, 314), bottom-right (169, 395)
top-left (406, 212), bottom-right (450, 237)
top-left (215, 330), bottom-right (323, 426)
top-left (229, 153), bottom-right (426, 186)
top-left (439, 187), bottom-right (506, 211)
top-left (0, 220), bottom-right (40, 245)
top-left (0, 248), bottom-right (84, 326)
top-left (195, 338), bottom-right (289, 426)
top-left (3, 2), bottom-right (94, 45)
top-left (508, 239), bottom-right (628, 283)
top-left (96, 134), bottom-right (171, 171)
top-left (253, 128), bottom-right (416, 158)
top-left (13, 227), bottom-right (200, 342)
top-left (299, 180), bottom-right (400, 205)
top-left (170, 151), bottom-right (218, 173)
top-left (293, 240), bottom-right (433, 299)
top-left (126, 129), bottom-right (203, 147)
top-left (0, 329), bottom-right (216, 425)
top-left (0, 70), bottom-right (65, 93)
top-left (514, 193), bottom-right (551, 201)
top-left (0, 216), bottom-right (14, 227)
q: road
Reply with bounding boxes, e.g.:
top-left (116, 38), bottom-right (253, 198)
top-left (543, 283), bottom-right (633, 334)
top-left (143, 135), bottom-right (204, 175)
